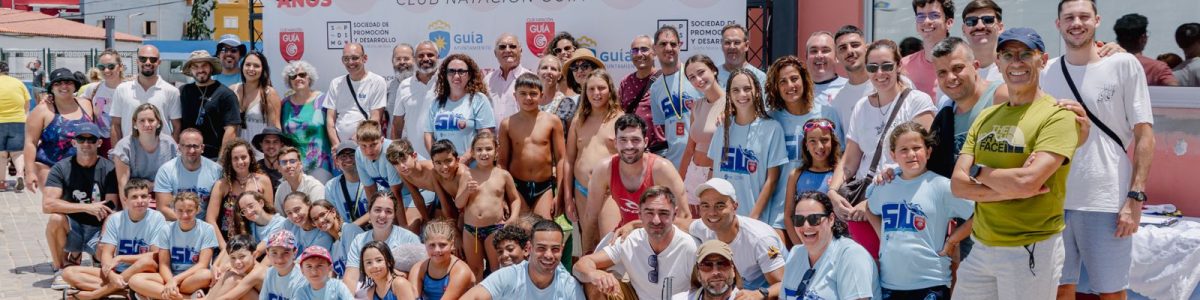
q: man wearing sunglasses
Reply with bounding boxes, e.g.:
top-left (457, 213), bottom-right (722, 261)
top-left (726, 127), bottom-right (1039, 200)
top-left (327, 43), bottom-right (388, 152)
top-left (686, 178), bottom-right (785, 298)
top-left (1041, 2), bottom-right (1156, 299)
top-left (619, 35), bottom-right (667, 155)
top-left (110, 45), bottom-right (181, 141)
top-left (213, 34), bottom-right (247, 86)
top-left (671, 240), bottom-right (753, 300)
top-left (485, 33), bottom-right (533, 122)
top-left (575, 186), bottom-right (697, 300)
top-left (392, 41), bottom-right (440, 158)
top-left (960, 0), bottom-right (1007, 82)
top-left (903, 0), bottom-right (956, 99)
top-left (41, 122), bottom-right (119, 290)
top-left (950, 27), bottom-right (1081, 300)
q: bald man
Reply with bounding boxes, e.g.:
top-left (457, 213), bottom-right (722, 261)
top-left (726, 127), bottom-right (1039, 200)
top-left (486, 33), bottom-right (533, 122)
top-left (110, 45), bottom-right (182, 140)
top-left (326, 43), bottom-right (388, 151)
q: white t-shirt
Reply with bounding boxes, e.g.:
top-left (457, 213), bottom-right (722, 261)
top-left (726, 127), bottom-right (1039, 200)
top-left (1041, 54), bottom-right (1154, 212)
top-left (688, 216), bottom-right (788, 290)
top-left (828, 81), bottom-right (870, 127)
top-left (978, 64), bottom-right (1004, 82)
top-left (82, 81), bottom-right (118, 136)
top-left (485, 65), bottom-right (533, 122)
top-left (599, 227), bottom-right (698, 300)
top-left (480, 261), bottom-right (585, 299)
top-left (845, 89), bottom-right (936, 178)
top-left (393, 76), bottom-right (437, 160)
top-left (110, 77), bottom-right (181, 138)
top-left (274, 174), bottom-right (327, 211)
top-left (324, 72), bottom-right (388, 146)
top-left (813, 76), bottom-right (849, 106)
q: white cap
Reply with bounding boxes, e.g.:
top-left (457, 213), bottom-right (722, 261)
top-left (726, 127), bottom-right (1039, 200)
top-left (695, 178), bottom-right (736, 201)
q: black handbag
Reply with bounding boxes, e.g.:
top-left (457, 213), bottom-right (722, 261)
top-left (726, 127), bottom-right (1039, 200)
top-left (837, 88), bottom-right (911, 205)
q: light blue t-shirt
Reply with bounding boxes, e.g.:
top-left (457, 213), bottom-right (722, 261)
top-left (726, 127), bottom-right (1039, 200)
top-left (153, 220), bottom-right (219, 274)
top-left (717, 64), bottom-right (769, 106)
top-left (260, 264), bottom-right (306, 300)
top-left (285, 222), bottom-right (333, 259)
top-left (480, 261), bottom-right (585, 299)
top-left (295, 277), bottom-right (355, 300)
top-left (706, 117), bottom-right (788, 219)
top-left (949, 81), bottom-right (1002, 154)
top-left (356, 138), bottom-right (404, 190)
top-left (153, 157), bottom-right (222, 220)
top-left (249, 214), bottom-right (288, 245)
top-left (813, 76), bottom-right (849, 106)
top-left (345, 225), bottom-right (422, 268)
top-left (781, 237), bottom-right (879, 300)
top-left (213, 73), bottom-right (242, 87)
top-left (648, 70), bottom-right (699, 168)
top-left (867, 171), bottom-right (974, 290)
top-left (100, 210), bottom-right (167, 272)
top-left (324, 176), bottom-right (368, 223)
top-left (330, 222), bottom-right (365, 279)
top-left (425, 92), bottom-right (496, 156)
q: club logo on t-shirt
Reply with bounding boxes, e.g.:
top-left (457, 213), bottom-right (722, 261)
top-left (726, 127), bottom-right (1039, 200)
top-left (433, 113), bottom-right (467, 131)
top-left (718, 147), bottom-right (759, 174)
top-left (784, 133), bottom-right (802, 161)
top-left (881, 201), bottom-right (928, 232)
top-left (977, 125), bottom-right (1026, 154)
top-left (659, 94), bottom-right (694, 120)
top-left (118, 239), bottom-right (152, 255)
top-left (170, 247), bottom-right (200, 265)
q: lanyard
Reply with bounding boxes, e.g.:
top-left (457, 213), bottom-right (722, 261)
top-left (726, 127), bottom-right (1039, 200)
top-left (660, 70), bottom-right (685, 120)
top-left (340, 176), bottom-right (364, 219)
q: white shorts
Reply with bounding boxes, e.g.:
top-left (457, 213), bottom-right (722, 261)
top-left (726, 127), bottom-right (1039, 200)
top-left (952, 233), bottom-right (1064, 300)
top-left (682, 163), bottom-right (711, 205)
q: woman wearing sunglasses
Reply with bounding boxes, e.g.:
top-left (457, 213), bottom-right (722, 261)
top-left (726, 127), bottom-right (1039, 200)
top-left (828, 39), bottom-right (936, 259)
top-left (24, 68), bottom-right (96, 193)
top-left (781, 191), bottom-right (878, 300)
top-left (280, 60), bottom-right (335, 182)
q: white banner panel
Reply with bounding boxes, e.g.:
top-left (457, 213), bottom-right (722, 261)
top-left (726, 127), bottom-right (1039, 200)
top-left (264, 0), bottom-right (745, 92)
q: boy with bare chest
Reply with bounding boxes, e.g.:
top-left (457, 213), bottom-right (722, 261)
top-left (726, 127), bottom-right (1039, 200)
top-left (386, 139), bottom-right (440, 228)
top-left (438, 133), bottom-right (522, 279)
top-left (498, 73), bottom-right (566, 219)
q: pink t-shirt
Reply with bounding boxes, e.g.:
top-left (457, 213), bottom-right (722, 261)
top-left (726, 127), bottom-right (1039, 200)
top-left (901, 50), bottom-right (938, 100)
top-left (1136, 54), bottom-right (1178, 86)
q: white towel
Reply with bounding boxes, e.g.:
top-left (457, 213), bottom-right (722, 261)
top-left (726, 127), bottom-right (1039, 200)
top-left (1130, 220), bottom-right (1200, 300)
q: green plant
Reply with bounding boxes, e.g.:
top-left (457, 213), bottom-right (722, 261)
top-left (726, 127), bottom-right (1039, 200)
top-left (184, 0), bottom-right (216, 40)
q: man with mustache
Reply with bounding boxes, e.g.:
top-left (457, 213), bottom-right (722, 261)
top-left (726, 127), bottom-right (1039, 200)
top-left (178, 50), bottom-right (241, 159)
top-left (461, 220), bottom-right (584, 299)
top-left (961, 0), bottom-right (1007, 82)
top-left (386, 43), bottom-right (416, 131)
top-left (391, 41), bottom-right (440, 159)
top-left (486, 33), bottom-right (534, 122)
top-left (213, 34), bottom-right (246, 86)
top-left (110, 45), bottom-right (181, 140)
top-left (806, 31), bottom-right (848, 104)
top-left (687, 178), bottom-right (785, 298)
top-left (671, 240), bottom-right (756, 300)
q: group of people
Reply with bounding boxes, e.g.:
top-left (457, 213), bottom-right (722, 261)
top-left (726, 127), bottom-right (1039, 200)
top-left (0, 0), bottom-right (1170, 299)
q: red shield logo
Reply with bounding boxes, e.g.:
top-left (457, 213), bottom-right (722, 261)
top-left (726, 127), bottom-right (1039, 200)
top-left (279, 30), bottom-right (305, 62)
top-left (525, 20), bottom-right (554, 57)
top-left (914, 216), bottom-right (927, 231)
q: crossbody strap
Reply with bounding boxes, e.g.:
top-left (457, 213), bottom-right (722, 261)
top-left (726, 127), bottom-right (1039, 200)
top-left (344, 75), bottom-right (370, 118)
top-left (1059, 56), bottom-right (1125, 149)
top-left (868, 88), bottom-right (911, 174)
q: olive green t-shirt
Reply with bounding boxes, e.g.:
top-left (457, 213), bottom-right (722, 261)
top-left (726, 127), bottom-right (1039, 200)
top-left (961, 94), bottom-right (1079, 247)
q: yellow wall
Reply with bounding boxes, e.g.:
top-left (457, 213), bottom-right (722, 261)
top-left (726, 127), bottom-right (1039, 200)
top-left (212, 0), bottom-right (261, 40)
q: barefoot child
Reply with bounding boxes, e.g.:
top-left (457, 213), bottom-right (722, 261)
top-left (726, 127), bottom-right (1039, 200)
top-left (460, 131), bottom-right (522, 278)
top-left (206, 236), bottom-right (262, 299)
top-left (61, 179), bottom-right (166, 300)
top-left (387, 138), bottom-right (440, 225)
top-left (429, 139), bottom-right (469, 219)
top-left (498, 73), bottom-right (566, 218)
top-left (129, 192), bottom-right (219, 299)
top-left (296, 246), bottom-right (355, 299)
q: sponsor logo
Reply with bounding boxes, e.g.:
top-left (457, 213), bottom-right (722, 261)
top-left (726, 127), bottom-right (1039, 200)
top-left (428, 20), bottom-right (452, 58)
top-left (276, 0), bottom-right (332, 8)
top-left (881, 201), bottom-right (928, 232)
top-left (657, 19), bottom-right (689, 51)
top-left (525, 18), bottom-right (554, 57)
top-left (428, 20), bottom-right (486, 58)
top-left (279, 30), bottom-right (305, 62)
top-left (718, 148), bottom-right (760, 174)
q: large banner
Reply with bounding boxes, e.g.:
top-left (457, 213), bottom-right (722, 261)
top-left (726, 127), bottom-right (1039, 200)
top-left (264, 0), bottom-right (745, 92)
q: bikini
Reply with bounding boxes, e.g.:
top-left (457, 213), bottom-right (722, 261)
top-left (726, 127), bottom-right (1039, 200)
top-left (610, 154), bottom-right (655, 229)
top-left (35, 97), bottom-right (94, 165)
top-left (421, 258), bottom-right (459, 300)
top-left (513, 177), bottom-right (555, 207)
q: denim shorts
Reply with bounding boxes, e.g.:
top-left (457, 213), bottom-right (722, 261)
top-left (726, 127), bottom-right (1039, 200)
top-left (0, 123), bottom-right (24, 152)
top-left (66, 217), bottom-right (101, 255)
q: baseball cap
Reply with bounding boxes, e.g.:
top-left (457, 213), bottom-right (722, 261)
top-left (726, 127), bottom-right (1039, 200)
top-left (74, 122), bottom-right (106, 139)
top-left (266, 230), bottom-right (296, 250)
top-left (695, 178), bottom-right (736, 201)
top-left (997, 27), bottom-right (1045, 52)
top-left (336, 140), bottom-right (358, 156)
top-left (299, 246), bottom-right (332, 264)
top-left (696, 240), bottom-right (734, 264)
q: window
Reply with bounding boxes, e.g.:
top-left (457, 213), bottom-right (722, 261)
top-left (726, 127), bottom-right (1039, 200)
top-left (224, 16), bottom-right (239, 29)
top-left (143, 21), bottom-right (157, 36)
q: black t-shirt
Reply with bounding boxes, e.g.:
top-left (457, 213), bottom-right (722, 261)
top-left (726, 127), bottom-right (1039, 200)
top-left (44, 156), bottom-right (119, 226)
top-left (256, 159), bottom-right (282, 191)
top-left (180, 82), bottom-right (242, 158)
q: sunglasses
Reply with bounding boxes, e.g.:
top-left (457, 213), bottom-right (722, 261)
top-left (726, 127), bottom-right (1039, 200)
top-left (74, 135), bottom-right (99, 144)
top-left (570, 62), bottom-right (596, 72)
top-left (865, 62), bottom-right (896, 73)
top-left (791, 213), bottom-right (828, 227)
top-left (648, 254), bottom-right (659, 284)
top-left (552, 45), bottom-right (575, 55)
top-left (446, 68), bottom-right (470, 76)
top-left (289, 72), bottom-right (308, 79)
top-left (219, 46), bottom-right (241, 53)
top-left (916, 12), bottom-right (943, 23)
top-left (803, 120), bottom-right (836, 132)
top-left (138, 56), bottom-right (159, 64)
top-left (496, 44), bottom-right (519, 51)
top-left (698, 259), bottom-right (732, 272)
top-left (96, 63), bottom-right (119, 71)
top-left (279, 158), bottom-right (300, 165)
top-left (963, 15), bottom-right (998, 27)
top-left (341, 56), bottom-right (363, 62)
top-left (630, 46), bottom-right (652, 55)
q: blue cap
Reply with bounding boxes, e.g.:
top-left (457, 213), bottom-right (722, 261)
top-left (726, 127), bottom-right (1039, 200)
top-left (74, 122), bottom-right (107, 139)
top-left (997, 27), bottom-right (1045, 52)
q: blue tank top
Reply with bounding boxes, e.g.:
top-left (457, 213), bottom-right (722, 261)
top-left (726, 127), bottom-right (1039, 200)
top-left (420, 259), bottom-right (457, 300)
top-left (795, 169), bottom-right (833, 194)
top-left (36, 97), bottom-right (94, 165)
top-left (372, 283), bottom-right (398, 300)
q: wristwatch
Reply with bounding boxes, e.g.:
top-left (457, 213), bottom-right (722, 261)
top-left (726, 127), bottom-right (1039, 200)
top-left (969, 164), bottom-right (984, 181)
top-left (1127, 191), bottom-right (1148, 202)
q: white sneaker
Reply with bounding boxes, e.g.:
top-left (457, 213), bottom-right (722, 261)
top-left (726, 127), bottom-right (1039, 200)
top-left (50, 269), bottom-right (69, 290)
